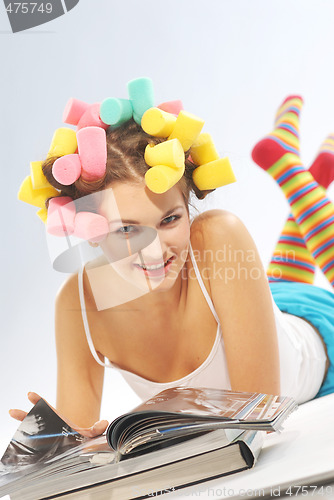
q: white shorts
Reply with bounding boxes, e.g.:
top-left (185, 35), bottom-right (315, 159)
top-left (272, 300), bottom-right (328, 404)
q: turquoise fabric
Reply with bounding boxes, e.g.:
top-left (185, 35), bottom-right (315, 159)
top-left (269, 282), bottom-right (334, 399)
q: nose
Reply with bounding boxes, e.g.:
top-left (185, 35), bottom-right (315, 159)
top-left (140, 232), bottom-right (168, 263)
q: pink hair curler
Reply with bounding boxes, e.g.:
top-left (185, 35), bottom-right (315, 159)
top-left (76, 126), bottom-right (107, 181)
top-left (47, 197), bottom-right (76, 237)
top-left (62, 98), bottom-right (90, 126)
top-left (158, 100), bottom-right (184, 116)
top-left (77, 103), bottom-right (109, 131)
top-left (74, 212), bottom-right (109, 243)
top-left (52, 154), bottom-right (82, 185)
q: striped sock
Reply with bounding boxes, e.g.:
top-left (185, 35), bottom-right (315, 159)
top-left (252, 95), bottom-right (303, 169)
top-left (252, 97), bottom-right (334, 288)
top-left (266, 214), bottom-right (316, 284)
top-left (267, 134), bottom-right (334, 284)
top-left (254, 96), bottom-right (316, 283)
top-left (309, 133), bottom-right (334, 189)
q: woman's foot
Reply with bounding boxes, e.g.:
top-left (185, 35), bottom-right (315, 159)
top-left (252, 95), bottom-right (303, 170)
top-left (309, 134), bottom-right (334, 189)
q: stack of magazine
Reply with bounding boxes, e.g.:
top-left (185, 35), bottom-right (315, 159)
top-left (0, 387), bottom-right (297, 500)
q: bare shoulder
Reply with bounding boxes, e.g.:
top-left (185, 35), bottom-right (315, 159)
top-left (190, 209), bottom-right (266, 289)
top-left (55, 273), bottom-right (80, 310)
top-left (54, 272), bottom-right (94, 344)
top-left (54, 270), bottom-right (103, 368)
top-left (54, 273), bottom-right (83, 346)
top-left (190, 209), bottom-right (249, 251)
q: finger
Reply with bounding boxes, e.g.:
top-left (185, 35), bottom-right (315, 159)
top-left (77, 428), bottom-right (98, 438)
top-left (74, 420), bottom-right (109, 438)
top-left (27, 392), bottom-right (60, 417)
top-left (27, 392), bottom-right (42, 405)
top-left (27, 393), bottom-right (109, 437)
top-left (27, 392), bottom-right (78, 430)
top-left (9, 409), bottom-right (28, 421)
top-left (92, 419), bottom-right (109, 435)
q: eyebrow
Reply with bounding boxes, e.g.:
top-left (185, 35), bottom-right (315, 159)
top-left (108, 205), bottom-right (185, 224)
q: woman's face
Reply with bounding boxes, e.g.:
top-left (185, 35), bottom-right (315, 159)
top-left (97, 180), bottom-right (191, 293)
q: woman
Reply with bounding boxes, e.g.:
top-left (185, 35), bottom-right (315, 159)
top-left (11, 81), bottom-right (334, 438)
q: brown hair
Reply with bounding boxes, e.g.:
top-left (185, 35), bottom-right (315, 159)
top-left (42, 119), bottom-right (212, 207)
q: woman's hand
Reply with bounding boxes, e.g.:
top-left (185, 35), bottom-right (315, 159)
top-left (9, 392), bottom-right (109, 438)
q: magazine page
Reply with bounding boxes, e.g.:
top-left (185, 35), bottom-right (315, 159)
top-left (126, 387), bottom-right (295, 420)
top-left (0, 399), bottom-right (108, 488)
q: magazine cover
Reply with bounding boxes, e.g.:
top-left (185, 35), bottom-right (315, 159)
top-left (1, 1), bottom-right (334, 498)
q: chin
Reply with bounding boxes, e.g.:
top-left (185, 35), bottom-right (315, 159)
top-left (151, 256), bottom-right (186, 292)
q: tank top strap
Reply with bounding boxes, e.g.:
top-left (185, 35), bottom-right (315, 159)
top-left (188, 242), bottom-right (220, 324)
top-left (78, 267), bottom-right (113, 369)
top-left (78, 245), bottom-right (220, 368)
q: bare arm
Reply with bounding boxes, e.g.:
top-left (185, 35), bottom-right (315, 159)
top-left (9, 274), bottom-right (107, 435)
top-left (192, 210), bottom-right (280, 395)
top-left (55, 274), bottom-right (105, 428)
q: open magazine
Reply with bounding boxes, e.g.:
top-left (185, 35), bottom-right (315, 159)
top-left (107, 387), bottom-right (297, 454)
top-left (0, 387), bottom-right (297, 500)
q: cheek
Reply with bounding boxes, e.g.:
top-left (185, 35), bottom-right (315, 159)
top-left (169, 220), bottom-right (191, 254)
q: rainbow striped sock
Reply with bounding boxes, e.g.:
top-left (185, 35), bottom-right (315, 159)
top-left (267, 133), bottom-right (334, 284)
top-left (254, 96), bottom-right (316, 283)
top-left (267, 214), bottom-right (316, 284)
top-left (309, 133), bottom-right (334, 189)
top-left (252, 97), bottom-right (334, 288)
top-left (252, 95), bottom-right (303, 168)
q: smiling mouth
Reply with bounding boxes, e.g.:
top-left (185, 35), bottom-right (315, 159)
top-left (134, 256), bottom-right (175, 271)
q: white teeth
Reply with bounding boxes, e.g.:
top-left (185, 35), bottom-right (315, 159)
top-left (137, 258), bottom-right (172, 271)
top-left (140, 262), bottom-right (165, 270)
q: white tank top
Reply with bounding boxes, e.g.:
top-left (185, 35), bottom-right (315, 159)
top-left (78, 244), bottom-right (327, 403)
top-left (78, 243), bottom-right (231, 400)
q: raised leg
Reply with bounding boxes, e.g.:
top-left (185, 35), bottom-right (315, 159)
top-left (267, 133), bottom-right (334, 283)
top-left (252, 97), bottom-right (334, 288)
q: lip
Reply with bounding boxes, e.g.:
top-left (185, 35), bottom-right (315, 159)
top-left (133, 256), bottom-right (176, 278)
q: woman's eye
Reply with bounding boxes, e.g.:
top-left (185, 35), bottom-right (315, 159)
top-left (116, 225), bottom-right (137, 235)
top-left (162, 215), bottom-right (181, 225)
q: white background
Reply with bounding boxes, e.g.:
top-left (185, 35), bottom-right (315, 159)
top-left (1, 0), bottom-right (334, 449)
